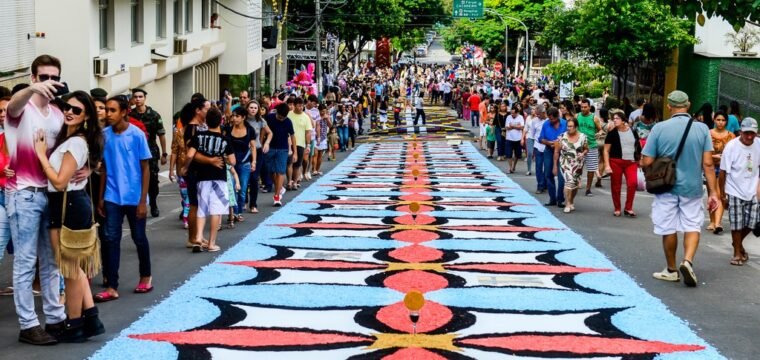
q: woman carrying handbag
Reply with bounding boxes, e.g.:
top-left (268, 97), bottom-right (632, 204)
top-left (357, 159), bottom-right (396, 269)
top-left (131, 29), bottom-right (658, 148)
top-left (35, 90), bottom-right (104, 342)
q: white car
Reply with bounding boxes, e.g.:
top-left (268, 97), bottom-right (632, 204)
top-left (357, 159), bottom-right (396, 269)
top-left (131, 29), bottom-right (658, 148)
top-left (415, 46), bottom-right (427, 57)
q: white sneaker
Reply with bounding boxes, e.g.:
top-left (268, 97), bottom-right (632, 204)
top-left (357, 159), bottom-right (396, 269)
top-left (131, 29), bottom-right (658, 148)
top-left (563, 207), bottom-right (571, 213)
top-left (679, 261), bottom-right (698, 287)
top-left (652, 268), bottom-right (680, 282)
top-left (279, 187), bottom-right (286, 197)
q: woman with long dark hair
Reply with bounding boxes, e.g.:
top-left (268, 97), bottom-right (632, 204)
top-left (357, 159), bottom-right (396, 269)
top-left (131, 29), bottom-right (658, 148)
top-left (694, 103), bottom-right (714, 129)
top-left (603, 110), bottom-right (641, 217)
top-left (35, 90), bottom-right (104, 341)
top-left (245, 100), bottom-right (270, 213)
top-left (707, 111), bottom-right (734, 234)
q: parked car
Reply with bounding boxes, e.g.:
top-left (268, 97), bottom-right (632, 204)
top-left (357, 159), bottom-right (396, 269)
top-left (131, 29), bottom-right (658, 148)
top-left (415, 46), bottom-right (427, 57)
top-left (450, 55), bottom-right (462, 63)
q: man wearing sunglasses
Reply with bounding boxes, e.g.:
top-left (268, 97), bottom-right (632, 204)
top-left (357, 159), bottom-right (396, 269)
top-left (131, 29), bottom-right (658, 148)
top-left (5, 54), bottom-right (67, 345)
top-left (129, 89), bottom-right (167, 218)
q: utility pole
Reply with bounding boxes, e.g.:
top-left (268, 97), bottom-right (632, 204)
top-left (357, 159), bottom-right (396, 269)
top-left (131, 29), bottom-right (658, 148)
top-left (315, 0), bottom-right (322, 97)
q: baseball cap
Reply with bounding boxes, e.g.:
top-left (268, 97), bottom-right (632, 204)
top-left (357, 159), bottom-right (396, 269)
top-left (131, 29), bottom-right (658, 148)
top-left (667, 90), bottom-right (689, 107)
top-left (741, 117), bottom-right (758, 133)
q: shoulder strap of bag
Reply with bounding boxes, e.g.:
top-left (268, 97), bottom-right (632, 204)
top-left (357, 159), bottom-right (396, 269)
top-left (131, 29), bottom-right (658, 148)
top-left (674, 116), bottom-right (694, 162)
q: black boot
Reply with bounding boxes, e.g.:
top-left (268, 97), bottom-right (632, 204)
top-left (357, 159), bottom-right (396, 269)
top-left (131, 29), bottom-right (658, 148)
top-left (56, 318), bottom-right (87, 343)
top-left (83, 307), bottom-right (105, 338)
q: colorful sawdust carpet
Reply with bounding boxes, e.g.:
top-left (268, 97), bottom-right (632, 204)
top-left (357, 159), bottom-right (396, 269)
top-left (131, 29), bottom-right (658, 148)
top-left (91, 140), bottom-right (722, 359)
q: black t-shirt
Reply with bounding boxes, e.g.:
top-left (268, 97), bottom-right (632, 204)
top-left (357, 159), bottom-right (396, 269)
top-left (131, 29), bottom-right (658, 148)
top-left (189, 130), bottom-right (233, 181)
top-left (266, 113), bottom-right (294, 150)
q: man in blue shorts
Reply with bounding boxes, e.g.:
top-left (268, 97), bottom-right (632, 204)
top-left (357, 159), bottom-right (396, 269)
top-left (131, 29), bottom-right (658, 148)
top-left (262, 103), bottom-right (296, 206)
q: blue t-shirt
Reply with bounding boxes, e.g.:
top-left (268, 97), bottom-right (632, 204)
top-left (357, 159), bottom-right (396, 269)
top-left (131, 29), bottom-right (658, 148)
top-left (642, 114), bottom-right (712, 198)
top-left (266, 113), bottom-right (294, 150)
top-left (727, 114), bottom-right (741, 134)
top-left (538, 119), bottom-right (568, 144)
top-left (374, 84), bottom-right (384, 96)
top-left (103, 124), bottom-right (153, 206)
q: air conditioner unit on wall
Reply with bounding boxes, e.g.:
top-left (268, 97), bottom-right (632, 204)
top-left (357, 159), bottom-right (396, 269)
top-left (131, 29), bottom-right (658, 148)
top-left (174, 38), bottom-right (188, 54)
top-left (93, 58), bottom-right (108, 77)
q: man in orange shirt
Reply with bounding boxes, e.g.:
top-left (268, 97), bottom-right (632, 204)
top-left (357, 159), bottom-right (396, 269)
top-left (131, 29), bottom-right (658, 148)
top-left (478, 97), bottom-right (490, 150)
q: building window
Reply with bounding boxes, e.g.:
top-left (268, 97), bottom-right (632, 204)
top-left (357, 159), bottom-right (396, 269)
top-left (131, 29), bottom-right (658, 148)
top-left (202, 0), bottom-right (210, 29)
top-left (184, 0), bottom-right (193, 33)
top-left (98, 0), bottom-right (113, 50)
top-left (173, 0), bottom-right (181, 35)
top-left (156, 0), bottom-right (165, 39)
top-left (131, 0), bottom-right (144, 44)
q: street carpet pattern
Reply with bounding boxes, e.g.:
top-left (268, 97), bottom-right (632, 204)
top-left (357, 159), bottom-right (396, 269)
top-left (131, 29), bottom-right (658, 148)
top-left (91, 141), bottom-right (722, 360)
top-left (361, 106), bottom-right (470, 142)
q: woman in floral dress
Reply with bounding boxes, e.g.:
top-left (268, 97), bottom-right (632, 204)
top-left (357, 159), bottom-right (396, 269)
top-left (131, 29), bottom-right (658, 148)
top-left (553, 118), bottom-right (589, 213)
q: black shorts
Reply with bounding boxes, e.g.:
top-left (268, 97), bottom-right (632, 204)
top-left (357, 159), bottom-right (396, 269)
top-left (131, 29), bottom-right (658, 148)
top-left (186, 173), bottom-right (199, 206)
top-left (48, 190), bottom-right (94, 230)
top-left (291, 146), bottom-right (305, 169)
top-left (506, 140), bottom-right (522, 159)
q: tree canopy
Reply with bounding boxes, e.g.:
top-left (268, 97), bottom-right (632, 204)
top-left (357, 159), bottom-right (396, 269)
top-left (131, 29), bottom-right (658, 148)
top-left (286, 0), bottom-right (445, 65)
top-left (662, 0), bottom-right (760, 30)
top-left (540, 0), bottom-right (696, 97)
top-left (441, 0), bottom-right (562, 59)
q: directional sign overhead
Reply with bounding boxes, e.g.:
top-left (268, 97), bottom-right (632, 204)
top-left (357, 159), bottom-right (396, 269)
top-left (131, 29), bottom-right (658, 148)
top-left (453, 0), bottom-right (484, 19)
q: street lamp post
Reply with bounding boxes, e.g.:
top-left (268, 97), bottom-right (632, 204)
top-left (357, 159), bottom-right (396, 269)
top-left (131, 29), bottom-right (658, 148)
top-left (484, 9), bottom-right (529, 81)
top-left (529, 39), bottom-right (536, 81)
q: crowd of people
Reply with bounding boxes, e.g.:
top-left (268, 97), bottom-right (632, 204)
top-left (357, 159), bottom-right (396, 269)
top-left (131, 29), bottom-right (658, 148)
top-left (0, 53), bottom-right (756, 348)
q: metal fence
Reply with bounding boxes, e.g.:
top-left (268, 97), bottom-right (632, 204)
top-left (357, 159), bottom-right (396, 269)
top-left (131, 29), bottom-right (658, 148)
top-left (718, 63), bottom-right (760, 120)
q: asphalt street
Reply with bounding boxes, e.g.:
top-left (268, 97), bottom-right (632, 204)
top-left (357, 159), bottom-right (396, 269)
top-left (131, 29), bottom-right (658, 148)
top-left (0, 147), bottom-right (356, 360)
top-left (0, 39), bottom-right (757, 357)
top-left (462, 119), bottom-right (760, 359)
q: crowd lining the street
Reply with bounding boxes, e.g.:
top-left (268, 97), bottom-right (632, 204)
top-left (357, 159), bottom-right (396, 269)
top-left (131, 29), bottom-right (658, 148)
top-left (0, 54), bottom-right (757, 348)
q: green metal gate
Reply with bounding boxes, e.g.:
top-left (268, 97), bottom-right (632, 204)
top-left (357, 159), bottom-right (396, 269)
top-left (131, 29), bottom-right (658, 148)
top-left (717, 63), bottom-right (760, 120)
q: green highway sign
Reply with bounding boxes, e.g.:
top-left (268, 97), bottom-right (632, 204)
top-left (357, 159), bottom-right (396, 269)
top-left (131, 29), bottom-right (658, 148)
top-left (453, 0), bottom-right (483, 19)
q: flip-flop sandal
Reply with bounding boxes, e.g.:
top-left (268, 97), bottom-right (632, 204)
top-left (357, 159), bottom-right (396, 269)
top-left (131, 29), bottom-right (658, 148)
top-left (713, 226), bottom-right (724, 235)
top-left (203, 245), bottom-right (221, 252)
top-left (742, 250), bottom-right (749, 262)
top-left (94, 291), bottom-right (119, 302)
top-left (613, 211), bottom-right (621, 217)
top-left (705, 224), bottom-right (715, 231)
top-left (730, 257), bottom-right (745, 266)
top-left (249, 208), bottom-right (259, 214)
top-left (236, 215), bottom-right (245, 222)
top-left (134, 283), bottom-right (153, 293)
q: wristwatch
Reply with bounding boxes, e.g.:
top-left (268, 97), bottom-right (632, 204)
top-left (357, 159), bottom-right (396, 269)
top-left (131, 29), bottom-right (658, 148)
top-left (162, 152), bottom-right (168, 157)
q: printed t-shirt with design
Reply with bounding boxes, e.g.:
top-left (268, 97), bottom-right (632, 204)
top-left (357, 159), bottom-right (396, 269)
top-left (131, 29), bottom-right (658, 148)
top-left (6, 102), bottom-right (63, 191)
top-left (720, 137), bottom-right (760, 201)
top-left (288, 111), bottom-right (313, 148)
top-left (189, 130), bottom-right (234, 182)
top-left (103, 124), bottom-right (152, 206)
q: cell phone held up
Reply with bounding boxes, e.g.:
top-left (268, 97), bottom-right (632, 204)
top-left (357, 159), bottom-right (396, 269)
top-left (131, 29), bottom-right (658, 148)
top-left (54, 82), bottom-right (70, 97)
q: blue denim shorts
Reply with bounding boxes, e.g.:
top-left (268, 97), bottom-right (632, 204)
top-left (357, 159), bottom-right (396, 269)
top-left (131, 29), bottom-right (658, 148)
top-left (266, 149), bottom-right (289, 175)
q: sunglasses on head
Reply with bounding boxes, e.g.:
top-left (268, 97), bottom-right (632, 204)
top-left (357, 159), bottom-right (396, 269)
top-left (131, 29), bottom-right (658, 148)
top-left (62, 103), bottom-right (84, 116)
top-left (37, 74), bottom-right (61, 82)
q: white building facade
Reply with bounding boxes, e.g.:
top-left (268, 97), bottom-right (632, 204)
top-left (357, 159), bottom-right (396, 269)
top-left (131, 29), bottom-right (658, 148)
top-left (1, 0), bottom-right (283, 127)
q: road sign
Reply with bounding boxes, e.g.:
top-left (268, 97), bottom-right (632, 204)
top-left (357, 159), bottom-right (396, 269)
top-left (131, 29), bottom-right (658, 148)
top-left (453, 0), bottom-right (483, 19)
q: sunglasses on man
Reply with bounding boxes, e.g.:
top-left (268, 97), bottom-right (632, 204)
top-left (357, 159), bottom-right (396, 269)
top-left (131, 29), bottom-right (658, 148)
top-left (37, 74), bottom-right (61, 82)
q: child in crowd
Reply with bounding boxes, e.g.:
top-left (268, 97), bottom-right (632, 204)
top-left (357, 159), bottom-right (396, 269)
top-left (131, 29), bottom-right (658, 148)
top-left (486, 118), bottom-right (496, 159)
top-left (328, 127), bottom-right (339, 161)
top-left (183, 108), bottom-right (235, 253)
top-left (225, 163), bottom-right (241, 229)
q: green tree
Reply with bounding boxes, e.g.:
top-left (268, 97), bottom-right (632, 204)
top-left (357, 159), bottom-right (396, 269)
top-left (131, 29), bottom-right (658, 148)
top-left (441, 0), bottom-right (562, 61)
top-left (540, 0), bottom-right (696, 98)
top-left (286, 0), bottom-right (444, 67)
top-left (662, 0), bottom-right (760, 30)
